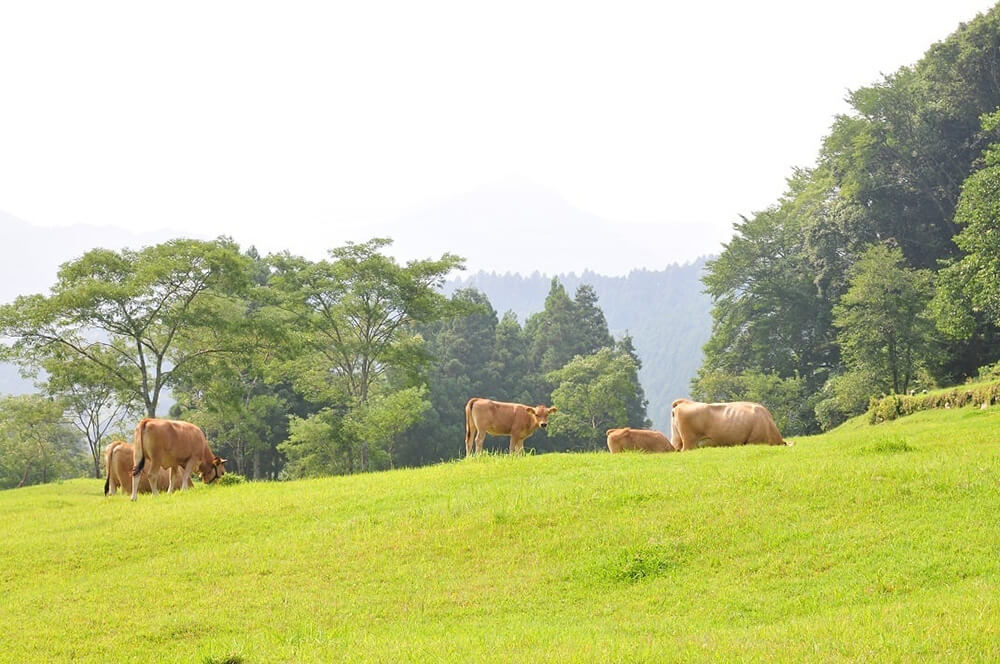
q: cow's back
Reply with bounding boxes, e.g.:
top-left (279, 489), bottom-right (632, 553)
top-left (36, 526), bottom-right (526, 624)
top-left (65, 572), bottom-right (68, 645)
top-left (607, 427), bottom-right (673, 453)
top-left (469, 399), bottom-right (527, 436)
top-left (141, 418), bottom-right (210, 467)
top-left (677, 400), bottom-right (783, 446)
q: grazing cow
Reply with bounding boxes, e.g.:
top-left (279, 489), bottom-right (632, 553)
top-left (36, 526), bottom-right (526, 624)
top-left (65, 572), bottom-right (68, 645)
top-left (130, 418), bottom-right (226, 501)
top-left (103, 440), bottom-right (172, 496)
top-left (606, 427), bottom-right (676, 453)
top-left (465, 398), bottom-right (557, 455)
top-left (670, 398), bottom-right (792, 451)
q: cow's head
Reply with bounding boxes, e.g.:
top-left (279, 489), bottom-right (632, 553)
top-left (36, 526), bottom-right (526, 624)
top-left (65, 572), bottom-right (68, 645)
top-left (200, 456), bottom-right (228, 484)
top-left (526, 405), bottom-right (557, 429)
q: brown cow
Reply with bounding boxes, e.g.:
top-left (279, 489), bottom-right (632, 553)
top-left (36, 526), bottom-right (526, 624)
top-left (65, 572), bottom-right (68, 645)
top-left (130, 418), bottom-right (227, 501)
top-left (670, 398), bottom-right (792, 451)
top-left (104, 440), bottom-right (172, 496)
top-left (606, 427), bottom-right (676, 453)
top-left (465, 398), bottom-right (557, 455)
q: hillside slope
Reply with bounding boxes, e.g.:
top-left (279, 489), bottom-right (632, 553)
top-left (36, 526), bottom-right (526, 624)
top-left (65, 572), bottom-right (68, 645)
top-left (2, 406), bottom-right (999, 662)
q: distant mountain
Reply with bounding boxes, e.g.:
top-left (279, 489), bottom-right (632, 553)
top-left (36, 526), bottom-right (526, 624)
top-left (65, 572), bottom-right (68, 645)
top-left (378, 181), bottom-right (726, 277)
top-left (445, 259), bottom-right (714, 431)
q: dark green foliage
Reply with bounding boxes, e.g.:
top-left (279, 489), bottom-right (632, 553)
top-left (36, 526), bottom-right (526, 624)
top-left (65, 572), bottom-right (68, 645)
top-left (697, 6), bottom-right (1000, 431)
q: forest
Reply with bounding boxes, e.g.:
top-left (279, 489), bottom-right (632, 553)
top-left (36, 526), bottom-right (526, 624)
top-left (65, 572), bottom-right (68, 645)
top-left (4, 5), bottom-right (1000, 487)
top-left (0, 238), bottom-right (650, 486)
top-left (692, 5), bottom-right (1000, 434)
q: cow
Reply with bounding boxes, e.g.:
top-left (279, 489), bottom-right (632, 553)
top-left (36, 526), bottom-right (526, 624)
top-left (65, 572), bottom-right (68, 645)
top-left (103, 440), bottom-right (172, 496)
top-left (670, 398), bottom-right (792, 451)
top-left (465, 398), bottom-right (557, 455)
top-left (130, 418), bottom-right (227, 501)
top-left (606, 427), bottom-right (676, 453)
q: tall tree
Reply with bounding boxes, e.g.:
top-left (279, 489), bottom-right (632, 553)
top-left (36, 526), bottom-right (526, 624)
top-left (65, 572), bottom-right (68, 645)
top-left (0, 238), bottom-right (252, 417)
top-left (546, 348), bottom-right (644, 451)
top-left (272, 238), bottom-right (463, 473)
top-left (833, 244), bottom-right (939, 397)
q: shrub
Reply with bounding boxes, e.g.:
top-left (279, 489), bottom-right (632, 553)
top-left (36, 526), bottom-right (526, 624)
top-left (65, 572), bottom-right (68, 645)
top-left (218, 473), bottom-right (247, 486)
top-left (867, 380), bottom-right (1000, 424)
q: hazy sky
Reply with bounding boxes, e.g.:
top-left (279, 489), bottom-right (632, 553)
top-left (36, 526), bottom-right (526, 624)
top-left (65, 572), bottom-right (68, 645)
top-left (1, 1), bottom-right (996, 274)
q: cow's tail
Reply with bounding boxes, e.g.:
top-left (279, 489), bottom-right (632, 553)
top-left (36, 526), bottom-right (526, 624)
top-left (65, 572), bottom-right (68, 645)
top-left (104, 440), bottom-right (123, 495)
top-left (131, 419), bottom-right (148, 477)
top-left (465, 398), bottom-right (478, 453)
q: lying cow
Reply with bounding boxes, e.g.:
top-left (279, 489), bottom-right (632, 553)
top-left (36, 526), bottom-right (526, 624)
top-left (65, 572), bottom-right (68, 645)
top-left (465, 398), bottom-right (557, 455)
top-left (606, 427), bottom-right (676, 453)
top-left (131, 418), bottom-right (227, 501)
top-left (670, 398), bottom-right (791, 451)
top-left (104, 440), bottom-right (172, 496)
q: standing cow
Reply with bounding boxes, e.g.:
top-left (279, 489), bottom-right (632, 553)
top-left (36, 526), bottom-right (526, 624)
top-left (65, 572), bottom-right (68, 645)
top-left (670, 398), bottom-right (792, 451)
top-left (465, 398), bottom-right (557, 455)
top-left (606, 427), bottom-right (676, 453)
top-left (130, 418), bottom-right (227, 501)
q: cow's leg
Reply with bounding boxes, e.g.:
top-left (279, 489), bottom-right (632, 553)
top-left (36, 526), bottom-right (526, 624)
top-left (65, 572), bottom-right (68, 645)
top-left (130, 470), bottom-right (141, 501)
top-left (510, 437), bottom-right (524, 455)
top-left (474, 429), bottom-right (487, 454)
top-left (174, 459), bottom-right (197, 492)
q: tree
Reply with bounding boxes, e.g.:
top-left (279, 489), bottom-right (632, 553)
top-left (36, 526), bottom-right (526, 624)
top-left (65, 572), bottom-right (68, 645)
top-left (169, 246), bottom-right (297, 479)
top-left (833, 244), bottom-right (939, 398)
top-left (272, 238), bottom-right (463, 473)
top-left (41, 352), bottom-right (138, 479)
top-left (0, 238), bottom-right (253, 417)
top-left (343, 386), bottom-right (430, 470)
top-left (0, 395), bottom-right (85, 489)
top-left (934, 109), bottom-right (1000, 332)
top-left (545, 348), bottom-right (644, 452)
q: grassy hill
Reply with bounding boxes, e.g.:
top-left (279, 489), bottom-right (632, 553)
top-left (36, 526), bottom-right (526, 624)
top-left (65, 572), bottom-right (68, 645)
top-left (3, 406), bottom-right (1000, 662)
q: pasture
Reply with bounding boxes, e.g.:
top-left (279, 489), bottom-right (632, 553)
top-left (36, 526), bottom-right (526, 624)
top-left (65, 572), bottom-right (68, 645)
top-left (2, 406), bottom-right (999, 662)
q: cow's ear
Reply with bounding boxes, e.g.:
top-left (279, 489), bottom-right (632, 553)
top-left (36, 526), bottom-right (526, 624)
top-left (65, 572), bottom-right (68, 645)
top-left (524, 406), bottom-right (535, 414)
top-left (548, 407), bottom-right (558, 414)
top-left (215, 457), bottom-right (227, 466)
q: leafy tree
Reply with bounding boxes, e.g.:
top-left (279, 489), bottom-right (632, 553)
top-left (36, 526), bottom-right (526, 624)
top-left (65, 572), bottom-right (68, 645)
top-left (169, 247), bottom-right (297, 479)
top-left (343, 386), bottom-right (430, 470)
top-left (833, 244), bottom-right (940, 398)
top-left (696, 182), bottom-right (839, 409)
top-left (935, 109), bottom-right (1000, 331)
top-left (0, 238), bottom-right (253, 417)
top-left (280, 408), bottom-right (350, 478)
top-left (0, 395), bottom-right (85, 489)
top-left (546, 348), bottom-right (644, 451)
top-left (41, 352), bottom-right (138, 478)
top-left (272, 239), bottom-right (463, 473)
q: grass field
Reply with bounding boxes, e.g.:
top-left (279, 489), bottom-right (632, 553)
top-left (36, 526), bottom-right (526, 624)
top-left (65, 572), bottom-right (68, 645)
top-left (2, 405), bottom-right (999, 662)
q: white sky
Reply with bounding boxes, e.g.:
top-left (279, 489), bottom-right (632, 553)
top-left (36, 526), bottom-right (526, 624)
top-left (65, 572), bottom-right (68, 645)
top-left (1, 1), bottom-right (996, 274)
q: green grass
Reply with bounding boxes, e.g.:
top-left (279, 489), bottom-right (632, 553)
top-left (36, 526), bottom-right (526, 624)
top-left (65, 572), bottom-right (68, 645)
top-left (3, 406), bottom-right (1000, 662)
